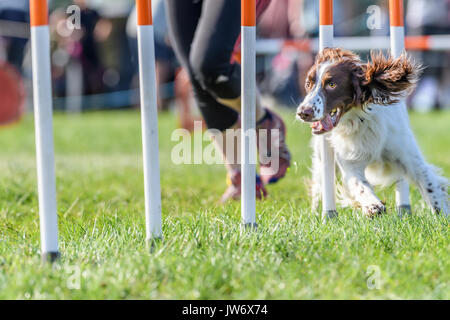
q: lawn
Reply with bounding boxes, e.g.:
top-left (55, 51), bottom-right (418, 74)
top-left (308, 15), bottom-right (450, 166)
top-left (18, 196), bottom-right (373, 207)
top-left (0, 109), bottom-right (448, 299)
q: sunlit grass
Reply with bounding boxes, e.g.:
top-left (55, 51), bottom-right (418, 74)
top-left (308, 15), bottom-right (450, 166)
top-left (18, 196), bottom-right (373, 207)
top-left (0, 110), bottom-right (448, 299)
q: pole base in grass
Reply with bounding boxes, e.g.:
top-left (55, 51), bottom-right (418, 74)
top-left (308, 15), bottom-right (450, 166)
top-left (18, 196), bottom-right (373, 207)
top-left (242, 222), bottom-right (258, 231)
top-left (397, 205), bottom-right (412, 217)
top-left (42, 252), bottom-right (60, 263)
top-left (146, 237), bottom-right (163, 252)
top-left (322, 210), bottom-right (338, 220)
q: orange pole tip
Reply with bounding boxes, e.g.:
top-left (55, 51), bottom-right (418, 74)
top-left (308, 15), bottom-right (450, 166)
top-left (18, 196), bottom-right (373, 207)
top-left (389, 0), bottom-right (404, 27)
top-left (136, 0), bottom-right (153, 26)
top-left (30, 0), bottom-right (48, 26)
top-left (241, 0), bottom-right (256, 27)
top-left (319, 0), bottom-right (333, 25)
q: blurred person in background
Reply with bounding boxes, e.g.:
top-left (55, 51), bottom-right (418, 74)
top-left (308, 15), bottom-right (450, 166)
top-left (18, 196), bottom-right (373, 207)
top-left (165, 0), bottom-right (292, 201)
top-left (128, 0), bottom-right (178, 111)
top-left (49, 8), bottom-right (72, 99)
top-left (300, 0), bottom-right (363, 37)
top-left (407, 0), bottom-right (450, 111)
top-left (258, 0), bottom-right (306, 39)
top-left (0, 0), bottom-right (28, 125)
top-left (127, 0), bottom-right (201, 130)
top-left (0, 0), bottom-right (29, 72)
top-left (257, 0), bottom-right (310, 106)
top-left (49, 0), bottom-right (112, 111)
top-left (71, 0), bottom-right (111, 96)
top-left (149, 0), bottom-right (177, 112)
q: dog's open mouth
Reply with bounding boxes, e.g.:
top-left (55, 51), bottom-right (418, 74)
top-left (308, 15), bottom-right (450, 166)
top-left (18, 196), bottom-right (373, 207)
top-left (310, 108), bottom-right (342, 135)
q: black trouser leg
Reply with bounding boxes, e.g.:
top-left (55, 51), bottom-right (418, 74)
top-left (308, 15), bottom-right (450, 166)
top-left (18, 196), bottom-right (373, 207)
top-left (165, 0), bottom-right (241, 131)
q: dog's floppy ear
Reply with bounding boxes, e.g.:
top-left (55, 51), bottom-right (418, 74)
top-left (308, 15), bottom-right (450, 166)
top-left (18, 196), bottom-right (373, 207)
top-left (351, 64), bottom-right (365, 107)
top-left (360, 51), bottom-right (422, 105)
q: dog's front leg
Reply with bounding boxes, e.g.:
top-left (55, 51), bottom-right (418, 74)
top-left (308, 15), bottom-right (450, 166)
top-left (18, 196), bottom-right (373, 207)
top-left (337, 158), bottom-right (385, 217)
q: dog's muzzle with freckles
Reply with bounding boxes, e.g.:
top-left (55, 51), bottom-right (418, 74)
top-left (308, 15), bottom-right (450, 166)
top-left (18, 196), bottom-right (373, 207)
top-left (297, 91), bottom-right (324, 121)
top-left (297, 92), bottom-right (342, 135)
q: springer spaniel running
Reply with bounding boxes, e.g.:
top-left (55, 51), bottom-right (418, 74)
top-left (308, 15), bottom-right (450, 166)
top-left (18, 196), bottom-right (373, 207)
top-left (296, 48), bottom-right (448, 217)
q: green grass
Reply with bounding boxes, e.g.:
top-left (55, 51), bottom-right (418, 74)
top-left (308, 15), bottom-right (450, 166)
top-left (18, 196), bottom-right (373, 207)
top-left (0, 109), bottom-right (448, 299)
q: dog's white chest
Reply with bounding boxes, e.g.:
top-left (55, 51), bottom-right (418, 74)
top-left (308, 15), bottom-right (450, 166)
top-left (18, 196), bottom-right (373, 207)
top-left (329, 108), bottom-right (385, 163)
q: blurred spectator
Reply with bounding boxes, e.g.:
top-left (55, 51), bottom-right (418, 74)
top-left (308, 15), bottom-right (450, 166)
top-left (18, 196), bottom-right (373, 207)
top-left (258, 0), bottom-right (306, 39)
top-left (258, 0), bottom-right (311, 106)
top-left (0, 0), bottom-right (29, 72)
top-left (127, 0), bottom-right (201, 130)
top-left (49, 0), bottom-right (113, 111)
top-left (407, 0), bottom-right (450, 110)
top-left (127, 0), bottom-right (177, 111)
top-left (49, 8), bottom-right (72, 99)
top-left (71, 0), bottom-right (111, 95)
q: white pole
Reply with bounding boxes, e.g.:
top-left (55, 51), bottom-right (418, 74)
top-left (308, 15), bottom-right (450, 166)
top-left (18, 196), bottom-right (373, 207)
top-left (30, 0), bottom-right (59, 262)
top-left (319, 1), bottom-right (338, 220)
top-left (136, 0), bottom-right (163, 240)
top-left (395, 180), bottom-right (410, 216)
top-left (389, 0), bottom-right (411, 216)
top-left (390, 26), bottom-right (405, 58)
top-left (241, 0), bottom-right (257, 228)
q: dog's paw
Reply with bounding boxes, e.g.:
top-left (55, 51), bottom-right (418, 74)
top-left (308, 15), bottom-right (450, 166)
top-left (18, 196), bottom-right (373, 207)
top-left (363, 202), bottom-right (386, 218)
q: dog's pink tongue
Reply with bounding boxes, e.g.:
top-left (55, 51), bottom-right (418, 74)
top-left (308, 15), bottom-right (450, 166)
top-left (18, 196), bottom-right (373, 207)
top-left (320, 114), bottom-right (334, 132)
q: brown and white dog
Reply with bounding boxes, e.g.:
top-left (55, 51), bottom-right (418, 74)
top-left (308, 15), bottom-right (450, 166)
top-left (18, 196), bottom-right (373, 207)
top-left (296, 48), bottom-right (448, 217)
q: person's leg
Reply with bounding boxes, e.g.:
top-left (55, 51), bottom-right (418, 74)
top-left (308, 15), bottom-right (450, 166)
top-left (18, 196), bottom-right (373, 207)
top-left (166, 0), bottom-right (246, 177)
top-left (165, 0), bottom-right (240, 132)
top-left (190, 0), bottom-right (291, 186)
top-left (165, 0), bottom-right (268, 200)
top-left (185, 0), bottom-right (267, 199)
top-left (174, 68), bottom-right (197, 131)
top-left (188, 0), bottom-right (265, 121)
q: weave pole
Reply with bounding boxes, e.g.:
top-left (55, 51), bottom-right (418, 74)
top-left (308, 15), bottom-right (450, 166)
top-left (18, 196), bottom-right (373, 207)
top-left (136, 0), bottom-right (163, 240)
top-left (29, 0), bottom-right (59, 262)
top-left (319, 0), bottom-right (337, 220)
top-left (241, 0), bottom-right (257, 228)
top-left (389, 0), bottom-right (411, 216)
top-left (389, 0), bottom-right (405, 58)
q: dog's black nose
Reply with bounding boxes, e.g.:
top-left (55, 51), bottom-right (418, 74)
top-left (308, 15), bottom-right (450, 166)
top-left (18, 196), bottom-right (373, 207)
top-left (297, 107), bottom-right (315, 121)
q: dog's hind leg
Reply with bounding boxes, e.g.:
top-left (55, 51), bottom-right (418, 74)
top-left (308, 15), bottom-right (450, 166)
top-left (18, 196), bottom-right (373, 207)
top-left (408, 163), bottom-right (448, 216)
top-left (400, 148), bottom-right (449, 216)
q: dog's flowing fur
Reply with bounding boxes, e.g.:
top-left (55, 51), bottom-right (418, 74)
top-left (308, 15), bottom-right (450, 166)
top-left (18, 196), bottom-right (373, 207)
top-left (297, 48), bottom-right (449, 217)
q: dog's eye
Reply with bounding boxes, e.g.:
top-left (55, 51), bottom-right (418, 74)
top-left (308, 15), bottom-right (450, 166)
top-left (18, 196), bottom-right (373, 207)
top-left (327, 82), bottom-right (337, 89)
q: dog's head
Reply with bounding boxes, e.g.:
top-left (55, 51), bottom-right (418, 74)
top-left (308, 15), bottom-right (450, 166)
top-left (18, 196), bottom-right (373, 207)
top-left (296, 48), bottom-right (421, 134)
